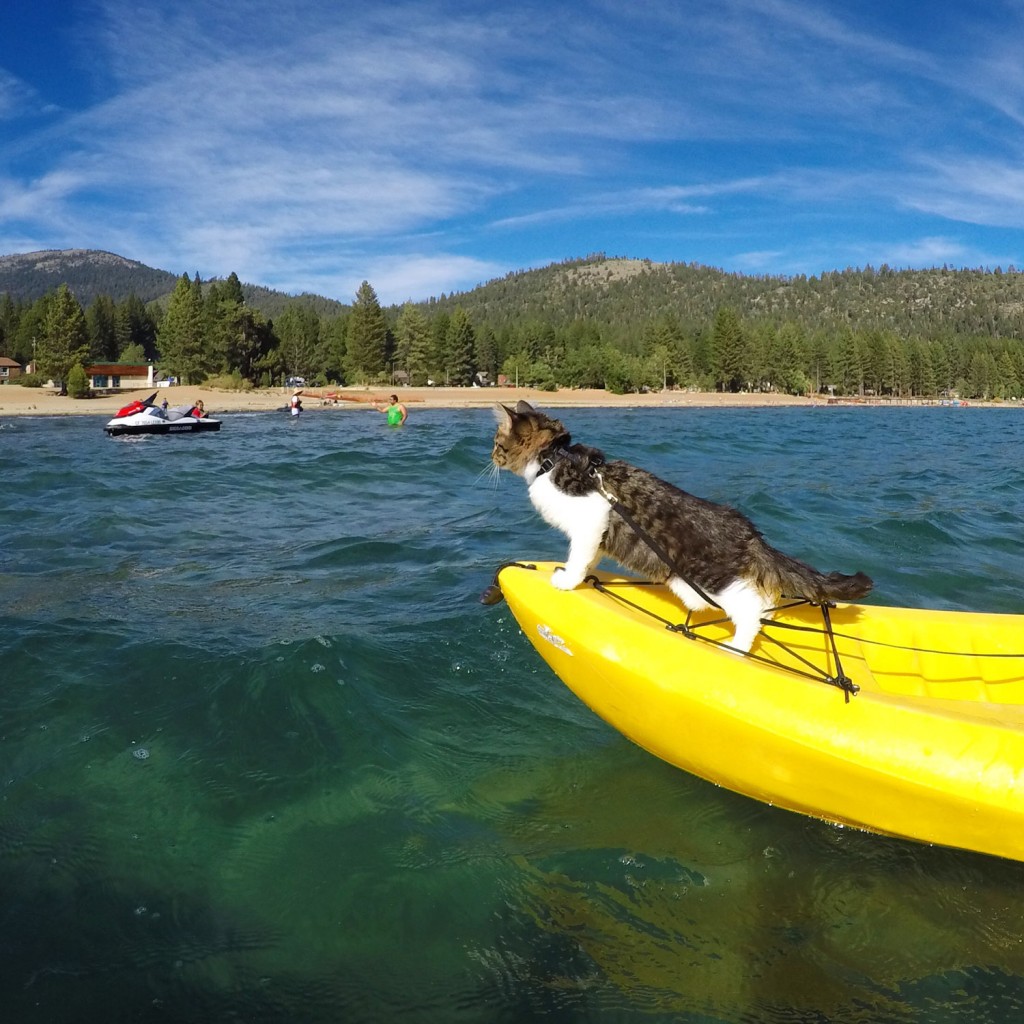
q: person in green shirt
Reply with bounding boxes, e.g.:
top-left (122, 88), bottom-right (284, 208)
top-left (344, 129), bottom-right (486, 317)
top-left (375, 394), bottom-right (407, 426)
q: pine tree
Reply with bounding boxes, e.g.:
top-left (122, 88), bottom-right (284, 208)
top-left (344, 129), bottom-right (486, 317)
top-left (15, 295), bottom-right (52, 370)
top-left (158, 274), bottom-right (207, 384)
top-left (427, 311), bottom-right (450, 383)
top-left (967, 349), bottom-right (998, 399)
top-left (909, 339), bottom-right (936, 397)
top-left (1011, 343), bottom-right (1024, 397)
top-left (643, 314), bottom-right (688, 387)
top-left (474, 323), bottom-right (499, 382)
top-left (37, 284), bottom-right (90, 388)
top-left (320, 315), bottom-right (348, 384)
top-left (115, 295), bottom-right (158, 361)
top-left (929, 338), bottom-right (952, 393)
top-left (863, 331), bottom-right (895, 394)
top-left (276, 303), bottom-right (321, 380)
top-left (834, 329), bottom-right (865, 395)
top-left (345, 281), bottom-right (387, 383)
top-left (86, 294), bottom-right (118, 361)
top-left (395, 303), bottom-right (431, 385)
top-left (711, 307), bottom-right (747, 392)
top-left (891, 337), bottom-right (910, 397)
top-left (674, 335), bottom-right (696, 387)
top-left (221, 271), bottom-right (245, 307)
top-left (0, 293), bottom-right (18, 356)
top-left (215, 301), bottom-right (271, 382)
top-left (776, 322), bottom-right (807, 393)
top-left (445, 307), bottom-right (476, 385)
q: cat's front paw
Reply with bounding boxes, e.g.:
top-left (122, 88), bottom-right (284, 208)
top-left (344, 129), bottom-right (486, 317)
top-left (551, 566), bottom-right (583, 591)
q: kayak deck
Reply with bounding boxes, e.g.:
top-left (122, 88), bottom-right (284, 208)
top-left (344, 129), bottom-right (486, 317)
top-left (596, 573), bottom-right (1024, 709)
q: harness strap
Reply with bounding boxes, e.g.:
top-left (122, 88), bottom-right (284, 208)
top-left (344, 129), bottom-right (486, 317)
top-left (587, 467), bottom-right (863, 696)
top-left (531, 450), bottom-right (860, 698)
top-left (538, 447), bottom-right (722, 610)
top-left (595, 482), bottom-right (723, 611)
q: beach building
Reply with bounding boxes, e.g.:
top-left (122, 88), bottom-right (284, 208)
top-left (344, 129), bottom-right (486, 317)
top-left (85, 363), bottom-right (155, 391)
top-left (0, 356), bottom-right (23, 383)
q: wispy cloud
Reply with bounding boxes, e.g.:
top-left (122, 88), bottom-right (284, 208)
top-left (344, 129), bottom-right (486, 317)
top-left (898, 157), bottom-right (1024, 229)
top-left (875, 237), bottom-right (973, 268)
top-left (2, 0), bottom-right (1024, 302)
top-left (0, 69), bottom-right (36, 120)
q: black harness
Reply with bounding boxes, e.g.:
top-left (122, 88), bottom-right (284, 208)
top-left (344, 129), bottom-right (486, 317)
top-left (534, 444), bottom-right (722, 611)
top-left (535, 440), bottom-right (597, 478)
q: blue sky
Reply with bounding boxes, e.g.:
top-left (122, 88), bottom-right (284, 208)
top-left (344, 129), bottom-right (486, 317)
top-left (3, 0), bottom-right (1024, 306)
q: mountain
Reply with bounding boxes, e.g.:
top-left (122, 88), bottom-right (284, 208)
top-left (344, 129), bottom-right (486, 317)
top-left (0, 249), bottom-right (348, 319)
top-left (4, 248), bottom-right (1024, 343)
top-left (428, 255), bottom-right (1024, 340)
top-left (0, 250), bottom-right (180, 305)
top-left (234, 283), bottom-right (347, 320)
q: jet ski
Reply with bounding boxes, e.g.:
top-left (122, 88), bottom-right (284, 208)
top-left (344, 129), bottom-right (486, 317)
top-left (104, 393), bottom-right (222, 437)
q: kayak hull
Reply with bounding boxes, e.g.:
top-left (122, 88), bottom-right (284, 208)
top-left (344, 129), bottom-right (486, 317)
top-left (496, 561), bottom-right (1024, 862)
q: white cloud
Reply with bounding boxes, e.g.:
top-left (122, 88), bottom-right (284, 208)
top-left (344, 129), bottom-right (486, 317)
top-left (0, 69), bottom-right (33, 120)
top-left (873, 237), bottom-right (971, 267)
top-left (341, 254), bottom-right (509, 306)
top-left (0, 170), bottom-right (88, 220)
top-left (897, 157), bottom-right (1024, 229)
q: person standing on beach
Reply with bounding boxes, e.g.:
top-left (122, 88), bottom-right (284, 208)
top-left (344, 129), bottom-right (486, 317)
top-left (375, 394), bottom-right (407, 425)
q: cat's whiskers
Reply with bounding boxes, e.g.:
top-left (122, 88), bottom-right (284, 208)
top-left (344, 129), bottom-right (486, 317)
top-left (477, 462), bottom-right (503, 490)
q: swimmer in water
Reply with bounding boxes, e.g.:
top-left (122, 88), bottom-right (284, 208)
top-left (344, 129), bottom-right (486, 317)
top-left (375, 394), bottom-right (407, 425)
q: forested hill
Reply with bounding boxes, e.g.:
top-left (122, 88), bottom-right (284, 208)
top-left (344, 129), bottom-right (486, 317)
top-left (0, 249), bottom-right (347, 319)
top-left (426, 256), bottom-right (1024, 342)
top-left (4, 248), bottom-right (1024, 341)
top-left (0, 250), bottom-right (179, 304)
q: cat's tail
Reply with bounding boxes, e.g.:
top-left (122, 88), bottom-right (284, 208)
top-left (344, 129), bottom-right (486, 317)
top-left (761, 549), bottom-right (873, 605)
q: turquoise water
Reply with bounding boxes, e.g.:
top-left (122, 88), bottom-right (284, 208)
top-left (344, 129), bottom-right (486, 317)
top-left (2, 404), bottom-right (1024, 1023)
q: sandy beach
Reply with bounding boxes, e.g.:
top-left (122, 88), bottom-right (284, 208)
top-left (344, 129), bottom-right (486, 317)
top-left (0, 383), bottom-right (819, 418)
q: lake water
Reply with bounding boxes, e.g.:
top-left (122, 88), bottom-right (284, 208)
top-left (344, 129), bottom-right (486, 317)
top-left (2, 404), bottom-right (1024, 1023)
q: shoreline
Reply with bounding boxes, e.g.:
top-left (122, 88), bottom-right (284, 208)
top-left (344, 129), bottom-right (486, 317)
top-left (0, 383), bottom-right (1016, 418)
top-left (0, 384), bottom-right (820, 418)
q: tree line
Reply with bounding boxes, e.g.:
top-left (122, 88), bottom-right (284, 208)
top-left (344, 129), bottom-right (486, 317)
top-left (3, 269), bottom-right (1024, 400)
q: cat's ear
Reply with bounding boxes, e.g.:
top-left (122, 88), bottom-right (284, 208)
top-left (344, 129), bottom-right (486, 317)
top-left (515, 400), bottom-right (535, 414)
top-left (493, 403), bottom-right (515, 427)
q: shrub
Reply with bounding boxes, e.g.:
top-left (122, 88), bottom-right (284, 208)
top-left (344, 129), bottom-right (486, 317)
top-left (203, 372), bottom-right (252, 392)
top-left (67, 363), bottom-right (89, 398)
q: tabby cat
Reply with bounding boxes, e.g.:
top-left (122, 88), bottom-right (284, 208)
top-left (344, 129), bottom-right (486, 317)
top-left (492, 401), bottom-right (872, 653)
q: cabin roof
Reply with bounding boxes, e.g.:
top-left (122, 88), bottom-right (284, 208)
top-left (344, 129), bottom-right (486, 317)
top-left (85, 364), bottom-right (150, 375)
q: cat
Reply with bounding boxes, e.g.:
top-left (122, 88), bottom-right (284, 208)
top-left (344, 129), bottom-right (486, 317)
top-left (491, 401), bottom-right (872, 653)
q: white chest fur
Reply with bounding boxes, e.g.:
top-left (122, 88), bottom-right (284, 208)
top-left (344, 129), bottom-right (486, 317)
top-left (527, 471), bottom-right (611, 588)
top-left (527, 472), bottom-right (608, 533)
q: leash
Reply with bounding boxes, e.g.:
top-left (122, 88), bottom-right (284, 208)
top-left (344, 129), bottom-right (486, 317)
top-left (537, 445), bottom-right (722, 609)
top-left (533, 447), bottom-right (858, 699)
top-left (587, 464), bottom-right (723, 611)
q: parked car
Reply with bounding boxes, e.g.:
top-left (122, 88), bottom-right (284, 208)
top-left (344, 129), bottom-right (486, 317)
top-left (285, 376), bottom-right (306, 387)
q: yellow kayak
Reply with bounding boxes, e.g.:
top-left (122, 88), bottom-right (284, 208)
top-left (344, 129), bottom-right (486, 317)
top-left (494, 561), bottom-right (1024, 862)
